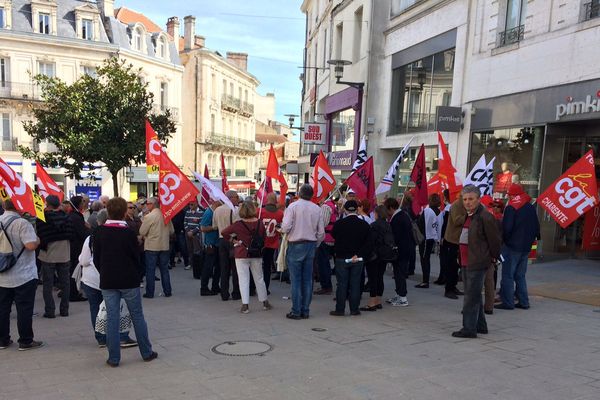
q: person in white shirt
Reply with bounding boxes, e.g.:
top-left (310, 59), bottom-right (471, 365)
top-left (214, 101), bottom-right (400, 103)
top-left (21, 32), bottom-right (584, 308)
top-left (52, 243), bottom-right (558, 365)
top-left (415, 194), bottom-right (442, 289)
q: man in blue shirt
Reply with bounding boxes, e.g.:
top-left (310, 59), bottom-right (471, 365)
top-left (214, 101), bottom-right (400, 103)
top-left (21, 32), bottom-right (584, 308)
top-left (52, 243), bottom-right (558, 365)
top-left (200, 201), bottom-right (221, 296)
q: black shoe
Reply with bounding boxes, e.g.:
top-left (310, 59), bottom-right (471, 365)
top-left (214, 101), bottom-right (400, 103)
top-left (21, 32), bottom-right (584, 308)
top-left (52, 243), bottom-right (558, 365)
top-left (415, 283), bottom-right (429, 289)
top-left (69, 295), bottom-right (86, 302)
top-left (444, 291), bottom-right (458, 300)
top-left (59, 311), bottom-right (68, 317)
top-left (329, 310), bottom-right (345, 316)
top-left (142, 294), bottom-right (153, 299)
top-left (18, 340), bottom-right (44, 351)
top-left (0, 339), bottom-right (13, 349)
top-left (300, 314), bottom-right (309, 319)
top-left (515, 303), bottom-right (530, 310)
top-left (360, 305), bottom-right (378, 312)
top-left (286, 312), bottom-right (301, 320)
top-left (211, 287), bottom-right (221, 293)
top-left (451, 330), bottom-right (477, 338)
top-left (231, 295), bottom-right (241, 301)
top-left (143, 351), bottom-right (158, 362)
top-left (433, 279), bottom-right (446, 285)
top-left (477, 328), bottom-right (489, 334)
top-left (201, 289), bottom-right (217, 296)
top-left (494, 303), bottom-right (514, 310)
top-left (164, 293), bottom-right (172, 298)
top-left (120, 339), bottom-right (138, 348)
top-left (454, 289), bottom-right (464, 296)
top-left (484, 310), bottom-right (493, 315)
top-left (154, 276), bottom-right (160, 281)
top-left (350, 310), bottom-right (361, 316)
top-left (376, 304), bottom-right (383, 309)
top-left (106, 360), bottom-right (119, 367)
top-left (221, 296), bottom-right (230, 301)
top-left (43, 313), bottom-right (56, 319)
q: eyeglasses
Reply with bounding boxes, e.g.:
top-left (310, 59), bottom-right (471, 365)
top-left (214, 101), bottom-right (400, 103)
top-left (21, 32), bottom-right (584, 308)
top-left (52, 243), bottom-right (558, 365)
top-left (128, 206), bottom-right (135, 209)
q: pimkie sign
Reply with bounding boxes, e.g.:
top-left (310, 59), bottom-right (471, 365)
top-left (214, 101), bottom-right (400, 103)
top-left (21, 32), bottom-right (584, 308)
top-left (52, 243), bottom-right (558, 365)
top-left (555, 91), bottom-right (600, 121)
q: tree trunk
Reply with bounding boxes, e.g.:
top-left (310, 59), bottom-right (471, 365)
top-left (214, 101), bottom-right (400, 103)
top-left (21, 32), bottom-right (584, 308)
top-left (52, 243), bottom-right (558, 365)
top-left (111, 170), bottom-right (119, 197)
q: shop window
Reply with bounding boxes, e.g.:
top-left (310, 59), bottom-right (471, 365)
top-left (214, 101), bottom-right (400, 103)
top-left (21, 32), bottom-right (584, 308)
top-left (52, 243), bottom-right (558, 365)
top-left (389, 48), bottom-right (455, 135)
top-left (330, 109), bottom-right (355, 153)
top-left (469, 126), bottom-right (545, 197)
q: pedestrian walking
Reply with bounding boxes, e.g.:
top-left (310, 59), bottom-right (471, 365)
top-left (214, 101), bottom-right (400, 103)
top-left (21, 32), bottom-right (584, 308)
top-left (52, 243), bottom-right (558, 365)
top-left (281, 184), bottom-right (324, 320)
top-left (0, 199), bottom-right (43, 351)
top-left (184, 199), bottom-right (204, 267)
top-left (93, 197), bottom-right (156, 366)
top-left (452, 185), bottom-right (502, 339)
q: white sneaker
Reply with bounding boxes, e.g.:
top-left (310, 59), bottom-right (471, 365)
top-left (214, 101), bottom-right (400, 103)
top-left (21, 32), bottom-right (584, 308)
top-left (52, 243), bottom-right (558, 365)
top-left (386, 295), bottom-right (399, 304)
top-left (391, 296), bottom-right (408, 307)
top-left (184, 265), bottom-right (191, 270)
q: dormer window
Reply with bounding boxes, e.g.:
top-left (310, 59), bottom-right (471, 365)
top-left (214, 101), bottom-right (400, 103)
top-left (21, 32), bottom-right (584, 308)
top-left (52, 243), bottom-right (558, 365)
top-left (39, 13), bottom-right (50, 34)
top-left (74, 3), bottom-right (100, 42)
top-left (31, 0), bottom-right (58, 35)
top-left (133, 26), bottom-right (143, 51)
top-left (82, 18), bottom-right (93, 40)
top-left (157, 37), bottom-right (166, 58)
top-left (0, 6), bottom-right (6, 29)
top-left (153, 33), bottom-right (169, 59)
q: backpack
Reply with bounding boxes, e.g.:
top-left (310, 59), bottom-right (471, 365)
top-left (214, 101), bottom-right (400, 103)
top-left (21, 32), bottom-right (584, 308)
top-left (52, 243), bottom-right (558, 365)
top-left (0, 216), bottom-right (26, 273)
top-left (241, 221), bottom-right (264, 258)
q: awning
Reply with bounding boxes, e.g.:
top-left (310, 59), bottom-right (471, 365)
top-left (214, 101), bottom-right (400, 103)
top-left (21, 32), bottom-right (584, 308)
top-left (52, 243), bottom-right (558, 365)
top-left (228, 181), bottom-right (256, 189)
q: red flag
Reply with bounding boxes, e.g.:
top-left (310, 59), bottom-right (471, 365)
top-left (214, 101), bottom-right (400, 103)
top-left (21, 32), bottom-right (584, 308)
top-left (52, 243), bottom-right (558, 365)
top-left (312, 151), bottom-right (336, 203)
top-left (0, 157), bottom-right (40, 218)
top-left (199, 164), bottom-right (211, 208)
top-left (36, 162), bottom-right (64, 202)
top-left (159, 150), bottom-right (200, 224)
top-left (220, 153), bottom-right (229, 192)
top-left (410, 144), bottom-right (429, 216)
top-left (266, 145), bottom-right (288, 206)
top-left (437, 132), bottom-right (462, 201)
top-left (344, 156), bottom-right (375, 202)
top-left (428, 172), bottom-right (444, 196)
top-left (146, 120), bottom-right (161, 174)
top-left (538, 150), bottom-right (598, 229)
top-left (256, 177), bottom-right (273, 205)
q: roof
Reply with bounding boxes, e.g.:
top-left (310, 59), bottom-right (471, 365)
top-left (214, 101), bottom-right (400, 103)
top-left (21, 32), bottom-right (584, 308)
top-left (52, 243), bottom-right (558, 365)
top-left (256, 133), bottom-right (288, 144)
top-left (114, 7), bottom-right (163, 33)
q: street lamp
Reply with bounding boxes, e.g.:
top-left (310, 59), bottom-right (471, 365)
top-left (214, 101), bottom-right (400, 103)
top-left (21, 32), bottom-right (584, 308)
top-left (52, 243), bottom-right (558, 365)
top-left (327, 59), bottom-right (364, 90)
top-left (283, 114), bottom-right (304, 131)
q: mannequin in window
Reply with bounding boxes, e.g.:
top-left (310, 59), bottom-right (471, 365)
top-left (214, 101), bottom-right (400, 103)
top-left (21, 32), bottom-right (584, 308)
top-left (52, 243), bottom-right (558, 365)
top-left (495, 162), bottom-right (513, 194)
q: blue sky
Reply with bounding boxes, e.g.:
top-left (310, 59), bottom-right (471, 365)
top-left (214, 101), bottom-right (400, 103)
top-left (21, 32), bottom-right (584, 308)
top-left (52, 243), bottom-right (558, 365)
top-left (115, 0), bottom-right (305, 125)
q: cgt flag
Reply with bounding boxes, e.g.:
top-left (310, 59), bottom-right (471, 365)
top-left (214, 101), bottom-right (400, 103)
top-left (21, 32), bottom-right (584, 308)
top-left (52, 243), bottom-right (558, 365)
top-left (410, 144), bottom-right (428, 216)
top-left (145, 120), bottom-right (161, 175)
top-left (266, 144), bottom-right (288, 206)
top-left (464, 155), bottom-right (495, 196)
top-left (159, 150), bottom-right (199, 225)
top-left (36, 162), bottom-right (64, 202)
top-left (345, 156), bottom-right (375, 202)
top-left (538, 150), bottom-right (598, 229)
top-left (312, 151), bottom-right (336, 204)
top-left (0, 158), bottom-right (45, 221)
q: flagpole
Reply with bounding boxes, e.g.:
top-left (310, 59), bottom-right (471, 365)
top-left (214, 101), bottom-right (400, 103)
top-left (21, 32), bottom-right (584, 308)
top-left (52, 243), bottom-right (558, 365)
top-left (258, 176), bottom-right (267, 219)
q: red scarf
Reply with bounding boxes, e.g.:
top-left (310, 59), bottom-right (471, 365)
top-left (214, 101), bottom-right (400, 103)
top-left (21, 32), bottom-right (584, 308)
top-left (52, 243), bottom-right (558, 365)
top-left (508, 193), bottom-right (531, 210)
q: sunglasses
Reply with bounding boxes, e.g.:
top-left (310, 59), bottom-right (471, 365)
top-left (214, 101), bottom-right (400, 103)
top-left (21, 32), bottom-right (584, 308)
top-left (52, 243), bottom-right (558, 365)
top-left (128, 206), bottom-right (136, 209)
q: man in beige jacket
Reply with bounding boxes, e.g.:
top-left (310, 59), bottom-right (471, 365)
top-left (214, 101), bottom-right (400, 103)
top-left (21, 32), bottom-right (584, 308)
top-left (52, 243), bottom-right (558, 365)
top-left (139, 198), bottom-right (174, 298)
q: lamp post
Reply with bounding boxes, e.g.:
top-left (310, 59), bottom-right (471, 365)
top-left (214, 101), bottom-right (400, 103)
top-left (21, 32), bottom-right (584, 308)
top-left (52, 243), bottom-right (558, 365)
top-left (283, 114), bottom-right (304, 131)
top-left (326, 59), bottom-right (364, 90)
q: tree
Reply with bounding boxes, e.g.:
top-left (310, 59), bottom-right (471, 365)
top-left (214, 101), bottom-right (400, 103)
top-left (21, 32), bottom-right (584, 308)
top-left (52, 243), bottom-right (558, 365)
top-left (20, 57), bottom-right (176, 196)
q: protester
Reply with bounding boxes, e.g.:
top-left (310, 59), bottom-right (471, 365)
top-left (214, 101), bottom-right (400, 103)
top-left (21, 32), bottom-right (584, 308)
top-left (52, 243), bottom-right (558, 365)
top-left (452, 185), bottom-right (502, 339)
top-left (139, 197), bottom-right (174, 298)
top-left (0, 199), bottom-right (42, 351)
top-left (200, 201), bottom-right (221, 296)
top-left (61, 200), bottom-right (73, 214)
top-left (357, 199), bottom-right (374, 224)
top-left (81, 195), bottom-right (91, 221)
top-left (213, 190), bottom-right (241, 301)
top-left (79, 209), bottom-right (137, 348)
top-left (434, 190), bottom-right (451, 286)
top-left (442, 192), bottom-right (467, 300)
top-left (93, 197), bottom-right (157, 366)
top-left (384, 197), bottom-right (412, 307)
top-left (400, 193), bottom-right (418, 276)
top-left (169, 207), bottom-right (190, 270)
top-left (329, 200), bottom-right (372, 316)
top-left (221, 201), bottom-right (271, 313)
top-left (260, 193), bottom-right (283, 292)
top-left (281, 184), bottom-right (324, 320)
top-left (68, 196), bottom-right (90, 302)
top-left (314, 195), bottom-right (337, 295)
top-left (87, 201), bottom-right (103, 230)
top-left (36, 195), bottom-right (73, 318)
top-left (496, 184), bottom-right (540, 311)
top-left (184, 199), bottom-right (204, 263)
top-left (99, 195), bottom-right (109, 208)
top-left (415, 194), bottom-right (442, 289)
top-left (361, 205), bottom-right (395, 311)
top-left (125, 202), bottom-right (144, 283)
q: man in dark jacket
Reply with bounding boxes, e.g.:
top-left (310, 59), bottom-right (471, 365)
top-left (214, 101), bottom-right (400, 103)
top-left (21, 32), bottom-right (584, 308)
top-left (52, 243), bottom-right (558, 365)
top-left (330, 200), bottom-right (372, 316)
top-left (385, 197), bottom-right (415, 307)
top-left (496, 184), bottom-right (540, 310)
top-left (170, 207), bottom-right (189, 269)
top-left (68, 196), bottom-right (90, 302)
top-left (452, 185), bottom-right (502, 338)
top-left (36, 195), bottom-right (73, 318)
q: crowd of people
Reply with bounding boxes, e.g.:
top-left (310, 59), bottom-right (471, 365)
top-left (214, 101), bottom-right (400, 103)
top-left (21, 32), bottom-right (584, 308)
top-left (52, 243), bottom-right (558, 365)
top-left (0, 180), bottom-right (540, 366)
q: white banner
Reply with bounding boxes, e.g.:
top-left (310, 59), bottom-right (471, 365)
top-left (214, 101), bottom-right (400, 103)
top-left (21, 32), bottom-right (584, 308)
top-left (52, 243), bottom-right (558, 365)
top-left (192, 171), bottom-right (235, 211)
top-left (464, 155), bottom-right (494, 196)
top-left (375, 136), bottom-right (415, 195)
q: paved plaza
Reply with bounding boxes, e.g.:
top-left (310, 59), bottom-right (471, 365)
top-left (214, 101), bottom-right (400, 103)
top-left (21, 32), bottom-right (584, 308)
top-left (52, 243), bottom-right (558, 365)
top-left (3, 259), bottom-right (600, 400)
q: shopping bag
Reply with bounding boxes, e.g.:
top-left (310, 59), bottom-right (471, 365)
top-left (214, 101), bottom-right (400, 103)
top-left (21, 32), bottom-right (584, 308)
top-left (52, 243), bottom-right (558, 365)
top-left (95, 299), bottom-right (132, 334)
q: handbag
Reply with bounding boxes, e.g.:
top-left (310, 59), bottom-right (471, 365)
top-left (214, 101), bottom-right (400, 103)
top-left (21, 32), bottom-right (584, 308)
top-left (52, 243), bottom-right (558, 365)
top-left (95, 299), bottom-right (132, 335)
top-left (411, 220), bottom-right (425, 244)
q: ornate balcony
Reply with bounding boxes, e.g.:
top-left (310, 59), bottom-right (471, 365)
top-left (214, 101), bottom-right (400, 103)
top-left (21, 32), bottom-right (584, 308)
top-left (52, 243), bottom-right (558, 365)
top-left (206, 132), bottom-right (256, 152)
top-left (498, 25), bottom-right (525, 47)
top-left (153, 104), bottom-right (179, 120)
top-left (240, 100), bottom-right (254, 117)
top-left (221, 94), bottom-right (241, 113)
top-left (0, 81), bottom-right (41, 100)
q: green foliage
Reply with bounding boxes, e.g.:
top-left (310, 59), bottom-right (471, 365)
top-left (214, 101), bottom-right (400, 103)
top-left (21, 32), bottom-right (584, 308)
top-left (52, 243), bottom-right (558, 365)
top-left (20, 57), bottom-right (176, 195)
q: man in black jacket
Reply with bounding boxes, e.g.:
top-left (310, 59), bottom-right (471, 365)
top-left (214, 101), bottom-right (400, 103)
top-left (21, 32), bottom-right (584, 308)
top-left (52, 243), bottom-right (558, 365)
top-left (385, 197), bottom-right (414, 307)
top-left (68, 196), bottom-right (89, 302)
top-left (36, 195), bottom-right (73, 318)
top-left (330, 200), bottom-right (372, 316)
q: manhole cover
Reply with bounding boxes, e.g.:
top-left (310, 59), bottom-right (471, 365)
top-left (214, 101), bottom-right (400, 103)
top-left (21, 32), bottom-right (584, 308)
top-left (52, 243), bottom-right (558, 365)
top-left (312, 328), bottom-right (327, 332)
top-left (211, 341), bottom-right (273, 357)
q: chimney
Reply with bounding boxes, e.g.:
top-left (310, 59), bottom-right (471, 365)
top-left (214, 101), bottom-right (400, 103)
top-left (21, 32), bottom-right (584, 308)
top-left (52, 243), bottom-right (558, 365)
top-left (194, 35), bottom-right (205, 48)
top-left (98, 0), bottom-right (115, 17)
top-left (166, 17), bottom-right (180, 51)
top-left (226, 52), bottom-right (248, 71)
top-left (184, 15), bottom-right (196, 51)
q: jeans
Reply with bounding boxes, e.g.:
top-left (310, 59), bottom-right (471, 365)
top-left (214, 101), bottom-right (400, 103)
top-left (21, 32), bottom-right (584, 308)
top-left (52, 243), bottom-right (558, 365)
top-left (461, 268), bottom-right (488, 335)
top-left (286, 241), bottom-right (317, 316)
top-left (484, 265), bottom-right (497, 312)
top-left (0, 279), bottom-right (38, 346)
top-left (392, 255), bottom-right (408, 297)
top-left (418, 239), bottom-right (435, 283)
top-left (170, 231), bottom-right (189, 266)
top-left (219, 238), bottom-right (240, 300)
top-left (334, 259), bottom-right (363, 313)
top-left (145, 250), bottom-right (171, 297)
top-left (41, 261), bottom-right (70, 315)
top-left (102, 288), bottom-right (153, 364)
top-left (366, 259), bottom-right (386, 297)
top-left (443, 242), bottom-right (460, 292)
top-left (500, 247), bottom-right (530, 308)
top-left (235, 258), bottom-right (268, 304)
top-left (81, 283), bottom-right (130, 345)
top-left (262, 248), bottom-right (276, 291)
top-left (201, 246), bottom-right (220, 292)
top-left (316, 243), bottom-right (334, 290)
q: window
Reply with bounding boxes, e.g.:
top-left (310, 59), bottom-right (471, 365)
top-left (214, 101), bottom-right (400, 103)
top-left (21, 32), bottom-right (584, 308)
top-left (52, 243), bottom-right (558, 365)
top-left (230, 82), bottom-right (234, 97)
top-left (388, 48), bottom-right (455, 135)
top-left (244, 90), bottom-right (248, 103)
top-left (238, 87), bottom-right (242, 100)
top-left (38, 61), bottom-right (55, 77)
top-left (1, 113), bottom-right (9, 142)
top-left (82, 19), bottom-right (93, 40)
top-left (229, 119), bottom-right (233, 137)
top-left (0, 58), bottom-right (7, 87)
top-left (210, 114), bottom-right (215, 134)
top-left (353, 7), bottom-right (363, 62)
top-left (0, 7), bottom-right (5, 29)
top-left (222, 79), bottom-right (227, 96)
top-left (584, 0), bottom-right (600, 21)
top-left (82, 65), bottom-right (96, 77)
top-left (211, 73), bottom-right (216, 100)
top-left (335, 23), bottom-right (343, 59)
top-left (391, 0), bottom-right (421, 15)
top-left (322, 28), bottom-right (328, 68)
top-left (156, 37), bottom-right (166, 58)
top-left (39, 13), bottom-right (50, 34)
top-left (499, 0), bottom-right (526, 46)
top-left (160, 82), bottom-right (168, 109)
top-left (132, 27), bottom-right (143, 51)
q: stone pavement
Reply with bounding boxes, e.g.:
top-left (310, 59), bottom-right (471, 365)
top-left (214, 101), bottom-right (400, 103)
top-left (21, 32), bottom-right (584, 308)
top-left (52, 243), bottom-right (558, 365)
top-left (2, 258), bottom-right (600, 400)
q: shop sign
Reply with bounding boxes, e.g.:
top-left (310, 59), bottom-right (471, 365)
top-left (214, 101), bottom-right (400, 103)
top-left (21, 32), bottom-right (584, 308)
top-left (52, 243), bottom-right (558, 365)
top-left (309, 151), bottom-right (354, 171)
top-left (435, 106), bottom-right (462, 132)
top-left (302, 123), bottom-right (326, 145)
top-left (555, 91), bottom-right (600, 121)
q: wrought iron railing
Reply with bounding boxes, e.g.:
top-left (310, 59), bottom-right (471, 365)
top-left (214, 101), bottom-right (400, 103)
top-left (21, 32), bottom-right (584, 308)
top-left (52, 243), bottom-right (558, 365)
top-left (498, 24), bottom-right (525, 47)
top-left (221, 94), bottom-right (241, 112)
top-left (402, 112), bottom-right (436, 132)
top-left (206, 132), bottom-right (256, 151)
top-left (0, 81), bottom-right (41, 100)
top-left (583, 1), bottom-right (600, 21)
top-left (153, 104), bottom-right (179, 120)
top-left (1, 138), bottom-right (19, 152)
top-left (240, 101), bottom-right (254, 116)
top-left (235, 169), bottom-right (246, 177)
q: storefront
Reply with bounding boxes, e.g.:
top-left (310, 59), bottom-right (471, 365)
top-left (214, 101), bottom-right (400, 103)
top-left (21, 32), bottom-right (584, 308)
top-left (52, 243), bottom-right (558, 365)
top-left (469, 79), bottom-right (600, 260)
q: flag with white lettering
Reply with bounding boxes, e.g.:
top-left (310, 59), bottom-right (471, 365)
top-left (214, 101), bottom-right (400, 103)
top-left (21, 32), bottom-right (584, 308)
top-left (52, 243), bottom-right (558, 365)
top-left (538, 150), bottom-right (598, 228)
top-left (159, 150), bottom-right (199, 224)
top-left (352, 136), bottom-right (368, 172)
top-left (312, 151), bottom-right (336, 204)
top-left (464, 155), bottom-right (494, 196)
top-left (345, 156), bottom-right (375, 202)
top-left (376, 136), bottom-right (414, 195)
top-left (36, 162), bottom-right (64, 202)
top-left (410, 145), bottom-right (428, 216)
top-left (145, 120), bottom-right (161, 175)
top-left (0, 158), bottom-right (45, 221)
